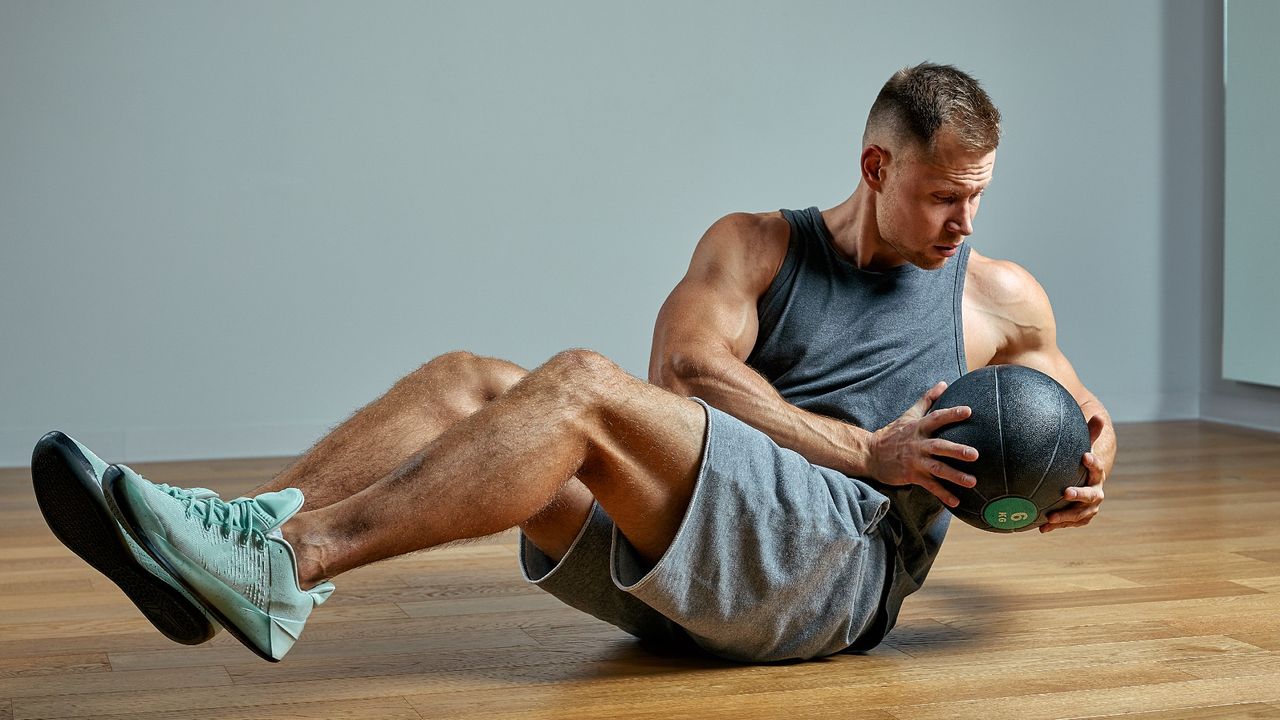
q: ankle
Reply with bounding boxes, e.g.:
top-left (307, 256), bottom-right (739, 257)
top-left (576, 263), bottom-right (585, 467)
top-left (281, 515), bottom-right (333, 590)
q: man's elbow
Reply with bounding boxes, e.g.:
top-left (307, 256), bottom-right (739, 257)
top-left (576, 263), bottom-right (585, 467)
top-left (651, 350), bottom-right (710, 394)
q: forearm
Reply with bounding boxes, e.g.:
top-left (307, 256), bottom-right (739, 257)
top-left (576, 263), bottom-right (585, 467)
top-left (654, 352), bottom-right (874, 477)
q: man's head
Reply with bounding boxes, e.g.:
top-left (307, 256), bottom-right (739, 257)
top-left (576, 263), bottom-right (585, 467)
top-left (860, 63), bottom-right (1001, 270)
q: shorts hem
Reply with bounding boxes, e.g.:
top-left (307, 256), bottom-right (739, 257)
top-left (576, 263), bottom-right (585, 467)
top-left (518, 501), bottom-right (598, 585)
top-left (609, 397), bottom-right (715, 594)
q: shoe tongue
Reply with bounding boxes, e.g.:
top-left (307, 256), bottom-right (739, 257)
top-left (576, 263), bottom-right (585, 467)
top-left (248, 488), bottom-right (305, 532)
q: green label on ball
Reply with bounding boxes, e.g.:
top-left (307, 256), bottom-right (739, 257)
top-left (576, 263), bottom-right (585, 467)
top-left (983, 497), bottom-right (1039, 530)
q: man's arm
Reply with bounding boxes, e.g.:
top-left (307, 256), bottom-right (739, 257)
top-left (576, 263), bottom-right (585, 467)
top-left (650, 213), bottom-right (979, 506)
top-left (979, 259), bottom-right (1118, 532)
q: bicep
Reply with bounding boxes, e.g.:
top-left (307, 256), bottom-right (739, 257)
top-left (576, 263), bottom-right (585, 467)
top-left (652, 272), bottom-right (760, 366)
top-left (992, 269), bottom-right (1097, 408)
top-left (648, 215), bottom-right (783, 383)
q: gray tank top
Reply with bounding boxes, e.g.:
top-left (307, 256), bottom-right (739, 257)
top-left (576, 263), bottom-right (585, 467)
top-left (746, 206), bottom-right (970, 639)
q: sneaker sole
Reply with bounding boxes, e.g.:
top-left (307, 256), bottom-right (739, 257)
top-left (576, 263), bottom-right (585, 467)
top-left (104, 469), bottom-right (281, 663)
top-left (31, 433), bottom-right (218, 646)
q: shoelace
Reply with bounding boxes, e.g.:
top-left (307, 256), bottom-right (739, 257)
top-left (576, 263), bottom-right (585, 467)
top-left (181, 494), bottom-right (268, 547)
top-left (158, 483), bottom-right (217, 501)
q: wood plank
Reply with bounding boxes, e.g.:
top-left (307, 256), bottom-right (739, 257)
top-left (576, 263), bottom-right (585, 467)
top-left (111, 625), bottom-right (549, 672)
top-left (1239, 549), bottom-right (1280, 564)
top-left (885, 675), bottom-right (1280, 720)
top-left (403, 661), bottom-right (1191, 719)
top-left (0, 665), bottom-right (230, 699)
top-left (1235, 577), bottom-right (1280, 594)
top-left (1231, 631), bottom-right (1280, 651)
top-left (0, 652), bottom-right (109, 679)
top-left (396, 592), bottom-right (568, 618)
top-left (900, 580), bottom-right (1263, 617)
top-left (0, 578), bottom-right (92, 597)
top-left (924, 593), bottom-right (1280, 635)
top-left (1081, 703), bottom-right (1280, 719)
top-left (883, 620), bottom-right (1192, 656)
top-left (424, 693), bottom-right (902, 720)
top-left (120, 697), bottom-right (424, 720)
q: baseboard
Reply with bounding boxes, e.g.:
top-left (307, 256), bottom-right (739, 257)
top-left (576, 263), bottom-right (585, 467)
top-left (1200, 391), bottom-right (1280, 434)
top-left (1093, 390), bottom-right (1200, 424)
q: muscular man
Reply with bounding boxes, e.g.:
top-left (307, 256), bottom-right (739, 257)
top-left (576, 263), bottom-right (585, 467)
top-left (33, 62), bottom-right (1115, 663)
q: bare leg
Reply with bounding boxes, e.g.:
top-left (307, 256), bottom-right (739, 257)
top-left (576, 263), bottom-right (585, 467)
top-left (250, 351), bottom-right (524, 508)
top-left (250, 351), bottom-right (594, 561)
top-left (283, 349), bottom-right (707, 587)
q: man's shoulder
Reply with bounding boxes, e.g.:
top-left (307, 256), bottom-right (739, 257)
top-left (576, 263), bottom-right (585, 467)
top-left (694, 211), bottom-right (792, 287)
top-left (964, 246), bottom-right (1057, 355)
top-left (965, 247), bottom-right (1047, 308)
top-left (704, 211), bottom-right (791, 247)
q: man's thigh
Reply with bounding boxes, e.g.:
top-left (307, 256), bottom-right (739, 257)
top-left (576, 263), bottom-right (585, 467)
top-left (512, 348), bottom-right (706, 566)
top-left (574, 377), bottom-right (708, 567)
top-left (513, 350), bottom-right (707, 566)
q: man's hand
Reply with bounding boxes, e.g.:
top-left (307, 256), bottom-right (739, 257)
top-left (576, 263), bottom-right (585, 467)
top-left (868, 381), bottom-right (980, 507)
top-left (1040, 415), bottom-right (1109, 533)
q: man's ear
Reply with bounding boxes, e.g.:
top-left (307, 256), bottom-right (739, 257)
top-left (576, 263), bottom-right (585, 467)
top-left (861, 145), bottom-right (889, 191)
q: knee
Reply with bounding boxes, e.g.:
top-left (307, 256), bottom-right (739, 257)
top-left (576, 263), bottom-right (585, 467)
top-left (532, 349), bottom-right (629, 411)
top-left (543, 349), bottom-right (625, 389)
top-left (413, 351), bottom-right (481, 385)
top-left (427, 350), bottom-right (478, 370)
top-left (406, 351), bottom-right (524, 406)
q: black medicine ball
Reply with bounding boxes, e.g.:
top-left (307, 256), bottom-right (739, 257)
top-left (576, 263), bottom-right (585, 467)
top-left (931, 364), bottom-right (1091, 533)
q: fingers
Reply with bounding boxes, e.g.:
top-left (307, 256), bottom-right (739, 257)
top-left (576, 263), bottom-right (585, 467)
top-left (1081, 452), bottom-right (1106, 482)
top-left (928, 439), bottom-right (979, 462)
top-left (924, 458), bottom-right (977, 489)
top-left (1042, 484), bottom-right (1105, 531)
top-left (1042, 501), bottom-right (1101, 529)
top-left (916, 458), bottom-right (978, 508)
top-left (918, 477), bottom-right (961, 508)
top-left (920, 405), bottom-right (972, 434)
top-left (909, 381), bottom-right (949, 417)
top-left (1047, 500), bottom-right (1101, 524)
top-left (1064, 484), bottom-right (1104, 504)
top-left (1039, 518), bottom-right (1092, 533)
top-left (1032, 429), bottom-right (1110, 535)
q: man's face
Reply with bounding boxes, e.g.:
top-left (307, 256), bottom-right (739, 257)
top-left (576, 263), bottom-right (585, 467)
top-left (876, 131), bottom-right (995, 270)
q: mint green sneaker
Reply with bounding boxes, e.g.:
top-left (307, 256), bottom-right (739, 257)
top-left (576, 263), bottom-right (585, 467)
top-left (104, 464), bottom-right (334, 662)
top-left (31, 431), bottom-right (222, 645)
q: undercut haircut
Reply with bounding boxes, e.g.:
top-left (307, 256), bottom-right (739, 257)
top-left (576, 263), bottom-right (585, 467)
top-left (863, 62), bottom-right (1002, 155)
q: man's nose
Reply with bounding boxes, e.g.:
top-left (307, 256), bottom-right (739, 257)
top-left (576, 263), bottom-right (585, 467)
top-left (946, 205), bottom-right (975, 236)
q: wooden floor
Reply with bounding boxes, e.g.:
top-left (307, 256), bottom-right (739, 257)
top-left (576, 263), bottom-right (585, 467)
top-left (3, 421), bottom-right (1280, 719)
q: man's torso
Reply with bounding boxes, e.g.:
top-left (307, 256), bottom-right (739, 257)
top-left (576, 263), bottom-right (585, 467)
top-left (746, 208), bottom-right (1013, 373)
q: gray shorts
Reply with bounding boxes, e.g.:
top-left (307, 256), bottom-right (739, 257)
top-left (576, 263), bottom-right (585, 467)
top-left (518, 398), bottom-right (893, 662)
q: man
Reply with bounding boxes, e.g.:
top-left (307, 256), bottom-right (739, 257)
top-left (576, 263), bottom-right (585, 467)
top-left (33, 62), bottom-right (1115, 663)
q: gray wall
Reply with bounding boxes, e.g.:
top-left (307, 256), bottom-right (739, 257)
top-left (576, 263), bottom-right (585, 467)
top-left (2, 0), bottom-right (1274, 467)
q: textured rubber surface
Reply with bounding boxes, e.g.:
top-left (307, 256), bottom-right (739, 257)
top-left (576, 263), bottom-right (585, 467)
top-left (932, 365), bottom-right (1091, 533)
top-left (30, 432), bottom-right (219, 645)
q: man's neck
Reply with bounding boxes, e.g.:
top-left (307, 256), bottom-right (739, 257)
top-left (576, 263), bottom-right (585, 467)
top-left (821, 185), bottom-right (907, 272)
